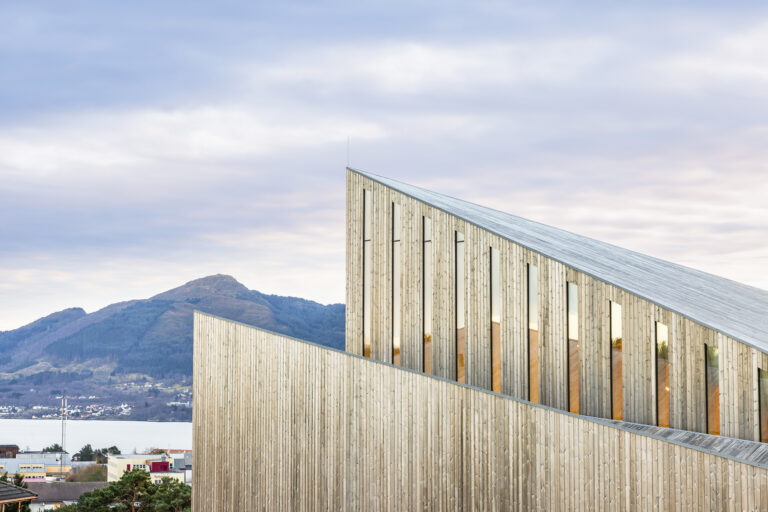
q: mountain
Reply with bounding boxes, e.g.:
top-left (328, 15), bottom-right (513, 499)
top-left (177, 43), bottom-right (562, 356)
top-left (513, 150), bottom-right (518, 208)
top-left (0, 275), bottom-right (345, 379)
top-left (0, 307), bottom-right (87, 357)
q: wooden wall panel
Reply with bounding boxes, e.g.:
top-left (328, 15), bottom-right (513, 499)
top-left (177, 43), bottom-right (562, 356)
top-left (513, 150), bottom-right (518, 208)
top-left (399, 189), bottom-right (421, 371)
top-left (345, 171), bottom-right (361, 355)
top-left (347, 170), bottom-right (768, 442)
top-left (194, 313), bottom-right (768, 511)
top-left (501, 235), bottom-right (526, 400)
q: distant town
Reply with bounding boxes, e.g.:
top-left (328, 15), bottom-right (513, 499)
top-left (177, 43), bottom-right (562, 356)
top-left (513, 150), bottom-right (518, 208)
top-left (0, 274), bottom-right (344, 425)
top-left (0, 377), bottom-right (192, 421)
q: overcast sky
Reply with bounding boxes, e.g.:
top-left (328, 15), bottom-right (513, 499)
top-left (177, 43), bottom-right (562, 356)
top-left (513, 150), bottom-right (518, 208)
top-left (1, 1), bottom-right (767, 330)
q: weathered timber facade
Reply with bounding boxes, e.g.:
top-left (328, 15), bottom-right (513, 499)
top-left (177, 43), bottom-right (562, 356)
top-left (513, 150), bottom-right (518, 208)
top-left (194, 313), bottom-right (768, 511)
top-left (346, 168), bottom-right (768, 440)
top-left (194, 167), bottom-right (768, 510)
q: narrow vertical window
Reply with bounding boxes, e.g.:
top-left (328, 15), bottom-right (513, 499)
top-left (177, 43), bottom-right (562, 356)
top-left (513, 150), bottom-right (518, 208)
top-left (705, 344), bottom-right (720, 435)
top-left (490, 247), bottom-right (501, 392)
top-left (392, 203), bottom-right (401, 365)
top-left (656, 322), bottom-right (670, 428)
top-left (423, 217), bottom-right (432, 374)
top-left (362, 189), bottom-right (372, 358)
top-left (567, 282), bottom-right (579, 414)
top-left (610, 301), bottom-right (623, 421)
top-left (455, 231), bottom-right (466, 383)
top-left (759, 369), bottom-right (768, 442)
top-left (528, 264), bottom-right (539, 403)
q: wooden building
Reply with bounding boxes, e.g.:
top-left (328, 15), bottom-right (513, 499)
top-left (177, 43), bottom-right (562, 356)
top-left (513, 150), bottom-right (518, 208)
top-left (193, 313), bottom-right (768, 511)
top-left (0, 481), bottom-right (36, 512)
top-left (193, 167), bottom-right (768, 510)
top-left (345, 168), bottom-right (768, 440)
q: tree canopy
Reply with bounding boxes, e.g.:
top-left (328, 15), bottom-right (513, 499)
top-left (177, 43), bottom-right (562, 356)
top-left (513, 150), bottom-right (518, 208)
top-left (76, 444), bottom-right (95, 461)
top-left (57, 468), bottom-right (190, 512)
top-left (74, 444), bottom-right (121, 463)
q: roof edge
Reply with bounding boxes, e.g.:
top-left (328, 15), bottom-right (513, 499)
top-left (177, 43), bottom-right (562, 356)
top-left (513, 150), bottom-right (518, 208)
top-left (196, 312), bottom-right (768, 470)
top-left (347, 166), bottom-right (768, 354)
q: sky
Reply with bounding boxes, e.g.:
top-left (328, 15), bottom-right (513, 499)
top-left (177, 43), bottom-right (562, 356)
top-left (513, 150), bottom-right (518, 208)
top-left (1, 1), bottom-right (767, 330)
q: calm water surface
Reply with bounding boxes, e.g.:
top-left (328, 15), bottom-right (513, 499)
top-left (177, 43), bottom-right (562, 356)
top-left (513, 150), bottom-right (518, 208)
top-left (0, 419), bottom-right (192, 453)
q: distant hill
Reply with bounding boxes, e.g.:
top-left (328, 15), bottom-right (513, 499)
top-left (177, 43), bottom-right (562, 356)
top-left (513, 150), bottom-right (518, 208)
top-left (0, 275), bottom-right (345, 379)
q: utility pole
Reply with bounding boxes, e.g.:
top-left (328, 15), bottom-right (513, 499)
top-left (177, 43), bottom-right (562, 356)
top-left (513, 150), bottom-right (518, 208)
top-left (60, 396), bottom-right (67, 479)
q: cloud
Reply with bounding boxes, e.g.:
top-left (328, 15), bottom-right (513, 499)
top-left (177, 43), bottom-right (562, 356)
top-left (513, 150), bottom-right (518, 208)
top-left (259, 38), bottom-right (615, 96)
top-left (0, 106), bottom-right (385, 179)
top-left (1, 2), bottom-right (767, 330)
top-left (651, 22), bottom-right (768, 93)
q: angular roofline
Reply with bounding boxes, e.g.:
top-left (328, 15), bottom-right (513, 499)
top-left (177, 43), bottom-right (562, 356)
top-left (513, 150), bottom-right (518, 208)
top-left (195, 312), bottom-right (768, 469)
top-left (347, 166), bottom-right (768, 355)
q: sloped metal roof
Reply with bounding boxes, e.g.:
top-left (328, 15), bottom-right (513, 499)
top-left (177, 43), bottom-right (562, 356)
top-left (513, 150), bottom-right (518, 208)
top-left (350, 168), bottom-right (768, 354)
top-left (598, 420), bottom-right (768, 468)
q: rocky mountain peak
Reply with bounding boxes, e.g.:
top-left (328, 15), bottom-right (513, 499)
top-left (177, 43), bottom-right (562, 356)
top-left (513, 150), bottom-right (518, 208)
top-left (151, 274), bottom-right (250, 301)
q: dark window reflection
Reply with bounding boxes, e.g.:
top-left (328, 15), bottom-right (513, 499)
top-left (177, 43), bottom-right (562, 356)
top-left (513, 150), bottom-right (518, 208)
top-left (528, 264), bottom-right (539, 403)
top-left (363, 189), bottom-right (372, 358)
top-left (706, 344), bottom-right (720, 435)
top-left (423, 217), bottom-right (432, 374)
top-left (656, 322), bottom-right (670, 428)
top-left (760, 369), bottom-right (768, 443)
top-left (610, 301), bottom-right (623, 421)
top-left (392, 203), bottom-right (401, 365)
top-left (456, 231), bottom-right (465, 383)
top-left (490, 247), bottom-right (501, 392)
top-left (567, 282), bottom-right (579, 414)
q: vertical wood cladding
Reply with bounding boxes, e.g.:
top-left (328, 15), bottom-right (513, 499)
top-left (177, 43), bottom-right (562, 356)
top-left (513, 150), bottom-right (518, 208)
top-left (347, 169), bottom-right (768, 441)
top-left (194, 313), bottom-right (768, 511)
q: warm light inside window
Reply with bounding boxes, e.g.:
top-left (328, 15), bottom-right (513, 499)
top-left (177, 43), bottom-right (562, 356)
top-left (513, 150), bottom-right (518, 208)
top-left (610, 301), bottom-right (623, 421)
top-left (456, 231), bottom-right (465, 383)
top-left (528, 264), bottom-right (539, 403)
top-left (490, 247), bottom-right (501, 392)
top-left (392, 203), bottom-right (401, 365)
top-left (567, 282), bottom-right (579, 414)
top-left (656, 322), bottom-right (670, 428)
top-left (362, 189), bottom-right (372, 358)
top-left (705, 344), bottom-right (720, 435)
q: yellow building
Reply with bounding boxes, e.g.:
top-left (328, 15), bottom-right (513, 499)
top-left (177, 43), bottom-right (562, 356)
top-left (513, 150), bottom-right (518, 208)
top-left (148, 471), bottom-right (185, 485)
top-left (0, 457), bottom-right (70, 482)
top-left (107, 455), bottom-right (155, 482)
top-left (12, 452), bottom-right (72, 481)
top-left (18, 463), bottom-right (46, 482)
top-left (44, 462), bottom-right (72, 479)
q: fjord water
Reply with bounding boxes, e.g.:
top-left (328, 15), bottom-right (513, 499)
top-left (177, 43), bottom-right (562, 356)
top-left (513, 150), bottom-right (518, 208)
top-left (0, 419), bottom-right (192, 453)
